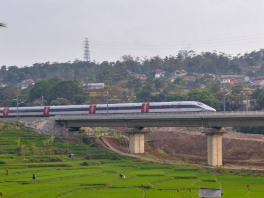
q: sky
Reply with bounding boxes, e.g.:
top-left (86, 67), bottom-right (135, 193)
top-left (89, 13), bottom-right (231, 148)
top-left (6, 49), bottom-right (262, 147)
top-left (1, 0), bottom-right (264, 67)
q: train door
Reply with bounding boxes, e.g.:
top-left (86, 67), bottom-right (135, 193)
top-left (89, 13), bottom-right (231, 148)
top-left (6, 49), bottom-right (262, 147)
top-left (89, 105), bottom-right (96, 114)
top-left (89, 105), bottom-right (92, 114)
top-left (141, 103), bottom-right (150, 113)
top-left (141, 103), bottom-right (145, 113)
top-left (43, 106), bottom-right (47, 116)
top-left (43, 106), bottom-right (50, 116)
top-left (4, 108), bottom-right (9, 117)
top-left (47, 107), bottom-right (50, 115)
top-left (146, 103), bottom-right (150, 113)
top-left (3, 108), bottom-right (6, 117)
top-left (93, 105), bottom-right (97, 114)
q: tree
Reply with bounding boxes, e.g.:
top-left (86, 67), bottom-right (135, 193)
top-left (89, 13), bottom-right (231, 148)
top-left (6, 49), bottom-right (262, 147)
top-left (126, 77), bottom-right (142, 92)
top-left (46, 139), bottom-right (50, 149)
top-left (187, 89), bottom-right (219, 108)
top-left (252, 88), bottom-right (263, 99)
top-left (42, 140), bottom-right (47, 149)
top-left (173, 77), bottom-right (185, 85)
top-left (231, 84), bottom-right (244, 94)
top-left (29, 80), bottom-right (52, 102)
top-left (15, 138), bottom-right (20, 148)
top-left (136, 89), bottom-right (152, 102)
top-left (210, 82), bottom-right (221, 93)
top-left (96, 70), bottom-right (110, 82)
top-left (49, 80), bottom-right (87, 104)
top-left (40, 69), bottom-right (48, 79)
top-left (246, 70), bottom-right (254, 77)
top-left (165, 93), bottom-right (187, 102)
top-left (166, 82), bottom-right (175, 92)
top-left (228, 64), bottom-right (241, 74)
top-left (50, 136), bottom-right (55, 149)
top-left (257, 94), bottom-right (264, 109)
top-left (154, 78), bottom-right (165, 91)
top-left (151, 93), bottom-right (166, 102)
top-left (50, 98), bottom-right (71, 106)
top-left (146, 76), bottom-right (154, 84)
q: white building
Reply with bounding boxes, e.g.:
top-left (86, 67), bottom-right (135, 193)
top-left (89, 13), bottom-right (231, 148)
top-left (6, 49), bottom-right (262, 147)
top-left (87, 83), bottom-right (104, 90)
top-left (172, 70), bottom-right (187, 77)
top-left (151, 69), bottom-right (165, 78)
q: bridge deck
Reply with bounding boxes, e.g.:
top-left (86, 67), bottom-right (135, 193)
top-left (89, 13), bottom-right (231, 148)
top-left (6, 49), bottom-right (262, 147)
top-left (53, 111), bottom-right (264, 127)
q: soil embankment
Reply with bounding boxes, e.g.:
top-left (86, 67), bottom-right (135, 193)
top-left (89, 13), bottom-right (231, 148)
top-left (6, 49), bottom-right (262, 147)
top-left (107, 127), bottom-right (264, 167)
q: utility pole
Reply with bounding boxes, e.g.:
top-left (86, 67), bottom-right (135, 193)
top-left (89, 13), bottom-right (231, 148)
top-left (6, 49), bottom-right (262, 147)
top-left (16, 95), bottom-right (18, 119)
top-left (13, 95), bottom-right (20, 119)
top-left (223, 84), bottom-right (226, 112)
top-left (41, 96), bottom-right (47, 106)
top-left (67, 133), bottom-right (68, 152)
top-left (107, 91), bottom-right (109, 116)
top-left (83, 38), bottom-right (90, 61)
top-left (131, 91), bottom-right (133, 103)
top-left (247, 84), bottom-right (249, 111)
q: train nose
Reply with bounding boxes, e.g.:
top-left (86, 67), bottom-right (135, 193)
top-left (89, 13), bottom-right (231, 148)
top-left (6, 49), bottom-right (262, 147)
top-left (208, 107), bottom-right (216, 112)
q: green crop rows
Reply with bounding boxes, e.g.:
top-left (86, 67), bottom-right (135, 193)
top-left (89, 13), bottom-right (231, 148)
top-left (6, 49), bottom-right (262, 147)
top-left (0, 125), bottom-right (264, 197)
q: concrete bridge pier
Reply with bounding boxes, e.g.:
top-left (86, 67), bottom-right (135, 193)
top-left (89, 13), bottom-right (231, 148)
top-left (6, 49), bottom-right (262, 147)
top-left (125, 128), bottom-right (149, 154)
top-left (202, 127), bottom-right (226, 167)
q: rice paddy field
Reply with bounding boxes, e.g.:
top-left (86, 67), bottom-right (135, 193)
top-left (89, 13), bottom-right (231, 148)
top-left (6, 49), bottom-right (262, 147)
top-left (0, 122), bottom-right (264, 197)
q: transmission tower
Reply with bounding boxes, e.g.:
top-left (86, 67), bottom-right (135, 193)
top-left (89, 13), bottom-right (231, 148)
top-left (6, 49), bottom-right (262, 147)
top-left (83, 38), bottom-right (90, 61)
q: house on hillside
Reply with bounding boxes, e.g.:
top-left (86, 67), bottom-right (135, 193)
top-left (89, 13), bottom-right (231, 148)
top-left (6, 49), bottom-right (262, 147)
top-left (220, 77), bottom-right (230, 83)
top-left (172, 70), bottom-right (187, 77)
top-left (151, 69), bottom-right (165, 78)
top-left (86, 83), bottom-right (104, 90)
top-left (233, 79), bottom-right (245, 84)
top-left (21, 79), bottom-right (34, 85)
top-left (20, 79), bottom-right (35, 89)
top-left (254, 76), bottom-right (264, 81)
top-left (127, 74), bottom-right (147, 83)
top-left (251, 80), bottom-right (264, 88)
top-left (215, 75), bottom-right (244, 82)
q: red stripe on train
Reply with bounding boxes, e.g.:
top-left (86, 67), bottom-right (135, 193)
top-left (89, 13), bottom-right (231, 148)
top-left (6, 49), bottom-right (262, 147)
top-left (146, 103), bottom-right (150, 113)
top-left (141, 103), bottom-right (145, 112)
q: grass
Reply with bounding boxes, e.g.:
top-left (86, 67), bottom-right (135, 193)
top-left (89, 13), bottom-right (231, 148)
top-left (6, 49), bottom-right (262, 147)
top-left (1, 122), bottom-right (264, 197)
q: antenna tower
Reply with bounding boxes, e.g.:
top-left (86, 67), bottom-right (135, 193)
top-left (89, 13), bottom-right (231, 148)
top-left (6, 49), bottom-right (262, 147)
top-left (83, 38), bottom-right (90, 61)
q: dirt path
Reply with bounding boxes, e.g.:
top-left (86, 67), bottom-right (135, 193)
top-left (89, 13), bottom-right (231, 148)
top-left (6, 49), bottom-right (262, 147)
top-left (99, 136), bottom-right (171, 164)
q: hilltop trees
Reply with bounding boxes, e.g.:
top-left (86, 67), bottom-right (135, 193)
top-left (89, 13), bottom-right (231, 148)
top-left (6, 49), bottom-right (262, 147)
top-left (164, 89), bottom-right (219, 109)
top-left (1, 48), bottom-right (264, 86)
top-left (29, 78), bottom-right (88, 105)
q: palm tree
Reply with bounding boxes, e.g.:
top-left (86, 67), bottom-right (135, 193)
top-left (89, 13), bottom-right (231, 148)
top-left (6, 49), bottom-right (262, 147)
top-left (46, 139), bottom-right (50, 149)
top-left (15, 138), bottom-right (20, 148)
top-left (50, 136), bottom-right (55, 148)
top-left (21, 145), bottom-right (25, 156)
top-left (30, 144), bottom-right (36, 155)
top-left (42, 140), bottom-right (47, 149)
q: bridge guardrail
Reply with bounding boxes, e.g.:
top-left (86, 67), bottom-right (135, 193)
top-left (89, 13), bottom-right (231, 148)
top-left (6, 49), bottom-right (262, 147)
top-left (53, 110), bottom-right (264, 120)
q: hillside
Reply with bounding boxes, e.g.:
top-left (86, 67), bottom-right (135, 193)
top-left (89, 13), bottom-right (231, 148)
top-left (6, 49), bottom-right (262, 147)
top-left (106, 127), bottom-right (264, 167)
top-left (1, 123), bottom-right (264, 197)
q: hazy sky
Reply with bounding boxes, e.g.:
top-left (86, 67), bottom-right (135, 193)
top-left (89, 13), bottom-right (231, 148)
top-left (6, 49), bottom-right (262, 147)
top-left (1, 0), bottom-right (264, 67)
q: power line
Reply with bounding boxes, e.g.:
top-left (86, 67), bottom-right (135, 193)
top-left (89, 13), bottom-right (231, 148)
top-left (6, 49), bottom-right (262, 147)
top-left (89, 32), bottom-right (264, 44)
top-left (83, 38), bottom-right (90, 61)
top-left (88, 38), bottom-right (264, 50)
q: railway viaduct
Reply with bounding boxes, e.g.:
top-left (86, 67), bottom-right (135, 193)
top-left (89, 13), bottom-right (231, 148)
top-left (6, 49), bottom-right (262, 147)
top-left (52, 111), bottom-right (264, 166)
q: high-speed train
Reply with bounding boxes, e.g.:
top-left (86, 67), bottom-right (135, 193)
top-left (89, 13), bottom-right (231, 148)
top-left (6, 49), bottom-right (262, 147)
top-left (0, 101), bottom-right (216, 117)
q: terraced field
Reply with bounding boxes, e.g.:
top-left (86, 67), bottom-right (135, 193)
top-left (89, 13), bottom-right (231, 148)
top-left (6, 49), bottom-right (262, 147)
top-left (1, 123), bottom-right (264, 197)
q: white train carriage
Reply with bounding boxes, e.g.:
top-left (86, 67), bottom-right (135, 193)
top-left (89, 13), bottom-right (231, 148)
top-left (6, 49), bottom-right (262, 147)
top-left (0, 101), bottom-right (216, 117)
